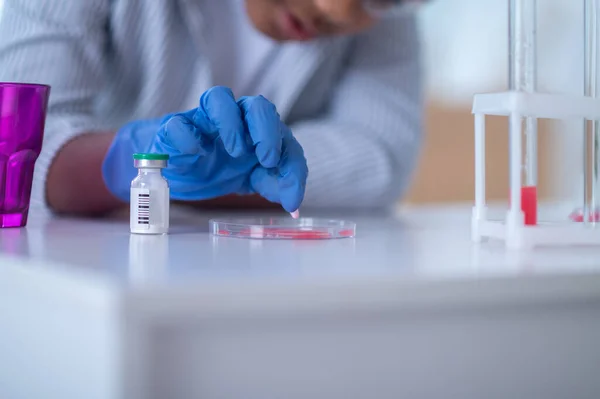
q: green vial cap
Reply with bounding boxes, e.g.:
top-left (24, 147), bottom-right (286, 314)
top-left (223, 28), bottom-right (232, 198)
top-left (133, 153), bottom-right (170, 161)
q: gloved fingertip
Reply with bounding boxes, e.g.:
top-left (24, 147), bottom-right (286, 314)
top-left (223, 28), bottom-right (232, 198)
top-left (281, 199), bottom-right (304, 214)
top-left (201, 86), bottom-right (235, 106)
top-left (278, 176), bottom-right (305, 213)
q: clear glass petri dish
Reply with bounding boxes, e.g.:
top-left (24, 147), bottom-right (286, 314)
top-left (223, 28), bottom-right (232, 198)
top-left (209, 217), bottom-right (356, 240)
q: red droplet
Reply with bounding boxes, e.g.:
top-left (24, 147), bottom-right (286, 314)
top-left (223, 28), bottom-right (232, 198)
top-left (238, 228), bottom-right (332, 239)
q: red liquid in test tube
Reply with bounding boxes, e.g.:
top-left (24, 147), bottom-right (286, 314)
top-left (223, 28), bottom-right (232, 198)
top-left (521, 186), bottom-right (537, 225)
top-left (510, 186), bottom-right (537, 226)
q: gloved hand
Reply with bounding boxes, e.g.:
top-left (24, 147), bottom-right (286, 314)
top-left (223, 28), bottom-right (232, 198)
top-left (102, 86), bottom-right (308, 212)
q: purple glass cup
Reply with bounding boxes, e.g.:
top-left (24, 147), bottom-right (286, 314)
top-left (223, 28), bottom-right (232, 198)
top-left (0, 83), bottom-right (50, 228)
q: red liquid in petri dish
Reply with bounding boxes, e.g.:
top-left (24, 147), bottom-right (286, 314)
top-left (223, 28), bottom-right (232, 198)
top-left (238, 228), bottom-right (333, 239)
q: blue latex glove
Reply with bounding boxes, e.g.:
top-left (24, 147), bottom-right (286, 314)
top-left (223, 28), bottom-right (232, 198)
top-left (102, 86), bottom-right (308, 212)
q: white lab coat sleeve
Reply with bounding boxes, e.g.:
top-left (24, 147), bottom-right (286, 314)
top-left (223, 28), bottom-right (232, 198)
top-left (290, 14), bottom-right (424, 209)
top-left (0, 0), bottom-right (110, 214)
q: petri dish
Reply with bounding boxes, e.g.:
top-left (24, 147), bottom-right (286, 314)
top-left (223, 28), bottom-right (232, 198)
top-left (209, 217), bottom-right (356, 240)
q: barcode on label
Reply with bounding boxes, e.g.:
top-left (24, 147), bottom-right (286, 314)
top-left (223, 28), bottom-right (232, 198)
top-left (137, 193), bottom-right (150, 225)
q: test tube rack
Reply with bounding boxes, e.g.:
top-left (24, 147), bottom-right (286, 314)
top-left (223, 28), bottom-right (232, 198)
top-left (471, 0), bottom-right (600, 249)
top-left (471, 92), bottom-right (600, 249)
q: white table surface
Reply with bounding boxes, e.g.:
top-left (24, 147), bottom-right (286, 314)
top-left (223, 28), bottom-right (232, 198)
top-left (1, 204), bottom-right (599, 399)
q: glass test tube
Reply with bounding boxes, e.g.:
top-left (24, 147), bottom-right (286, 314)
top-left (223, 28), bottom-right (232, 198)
top-left (584, 0), bottom-right (600, 225)
top-left (509, 0), bottom-right (538, 225)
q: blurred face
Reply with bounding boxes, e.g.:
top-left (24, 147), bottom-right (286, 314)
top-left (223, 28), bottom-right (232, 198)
top-left (246, 0), bottom-right (377, 42)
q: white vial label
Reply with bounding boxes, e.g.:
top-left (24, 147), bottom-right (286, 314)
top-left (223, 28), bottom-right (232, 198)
top-left (130, 188), bottom-right (169, 234)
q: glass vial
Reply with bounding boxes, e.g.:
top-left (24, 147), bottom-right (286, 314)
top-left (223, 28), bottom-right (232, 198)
top-left (583, 0), bottom-right (600, 225)
top-left (130, 153), bottom-right (170, 235)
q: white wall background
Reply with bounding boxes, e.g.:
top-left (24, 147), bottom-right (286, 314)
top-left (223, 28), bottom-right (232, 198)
top-left (419, 0), bottom-right (583, 104)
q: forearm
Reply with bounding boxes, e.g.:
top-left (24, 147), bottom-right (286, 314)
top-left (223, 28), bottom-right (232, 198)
top-left (46, 132), bottom-right (281, 215)
top-left (46, 132), bottom-right (124, 216)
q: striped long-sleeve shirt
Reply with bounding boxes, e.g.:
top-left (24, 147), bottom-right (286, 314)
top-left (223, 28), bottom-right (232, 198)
top-left (0, 0), bottom-right (424, 213)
